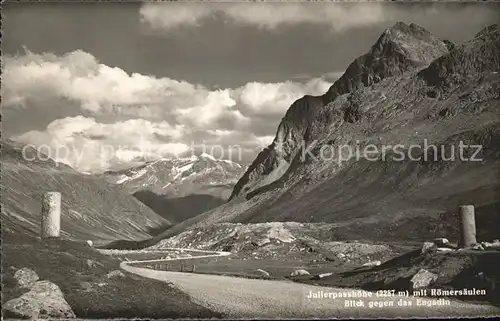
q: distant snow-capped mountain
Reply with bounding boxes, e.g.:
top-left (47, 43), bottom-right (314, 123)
top-left (103, 153), bottom-right (246, 199)
top-left (102, 153), bottom-right (246, 224)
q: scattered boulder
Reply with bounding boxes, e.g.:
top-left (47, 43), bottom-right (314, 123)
top-left (471, 244), bottom-right (485, 251)
top-left (362, 260), bottom-right (381, 267)
top-left (255, 269), bottom-right (270, 278)
top-left (336, 253), bottom-right (346, 259)
top-left (86, 240), bottom-right (93, 247)
top-left (436, 247), bottom-right (454, 252)
top-left (318, 272), bottom-right (333, 279)
top-left (86, 259), bottom-right (96, 268)
top-left (290, 269), bottom-right (310, 277)
top-left (433, 238), bottom-right (449, 246)
top-left (79, 281), bottom-right (94, 292)
top-left (3, 280), bottom-right (75, 319)
top-left (480, 241), bottom-right (492, 248)
top-left (481, 240), bottom-right (500, 250)
top-left (421, 242), bottom-right (436, 254)
top-left (476, 272), bottom-right (496, 291)
top-left (14, 268), bottom-right (39, 289)
top-left (410, 269), bottom-right (438, 290)
top-left (106, 270), bottom-right (126, 279)
top-left (253, 238), bottom-right (271, 247)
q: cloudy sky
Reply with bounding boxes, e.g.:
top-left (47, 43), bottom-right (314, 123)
top-left (3, 2), bottom-right (499, 173)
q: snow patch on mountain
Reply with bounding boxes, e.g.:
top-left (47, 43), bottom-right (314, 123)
top-left (200, 152), bottom-right (217, 161)
top-left (222, 159), bottom-right (242, 168)
top-left (103, 153), bottom-right (246, 199)
top-left (116, 175), bottom-right (130, 184)
top-left (177, 162), bottom-right (194, 173)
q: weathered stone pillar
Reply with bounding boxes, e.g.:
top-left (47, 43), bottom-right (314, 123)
top-left (459, 205), bottom-right (476, 247)
top-left (41, 192), bottom-right (61, 238)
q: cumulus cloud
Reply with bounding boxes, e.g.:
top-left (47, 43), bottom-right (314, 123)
top-left (139, 2), bottom-right (500, 43)
top-left (232, 79), bottom-right (331, 118)
top-left (221, 3), bottom-right (386, 30)
top-left (139, 2), bottom-right (387, 31)
top-left (139, 2), bottom-right (215, 30)
top-left (14, 117), bottom-right (190, 172)
top-left (3, 50), bottom-right (206, 116)
top-left (5, 49), bottom-right (335, 172)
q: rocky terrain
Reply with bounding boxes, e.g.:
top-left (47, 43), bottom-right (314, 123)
top-left (297, 241), bottom-right (500, 306)
top-left (103, 153), bottom-right (246, 224)
top-left (2, 237), bottom-right (221, 319)
top-left (154, 22), bottom-right (500, 243)
top-left (1, 140), bottom-right (169, 242)
top-left (142, 225), bottom-right (500, 307)
top-left (150, 222), bottom-right (403, 265)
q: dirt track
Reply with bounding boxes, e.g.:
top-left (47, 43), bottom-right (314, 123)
top-left (121, 253), bottom-right (500, 318)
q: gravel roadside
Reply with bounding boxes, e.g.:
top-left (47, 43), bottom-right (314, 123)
top-left (122, 262), bottom-right (500, 318)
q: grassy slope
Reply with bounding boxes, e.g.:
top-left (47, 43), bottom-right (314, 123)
top-left (1, 140), bottom-right (170, 242)
top-left (1, 234), bottom-right (223, 319)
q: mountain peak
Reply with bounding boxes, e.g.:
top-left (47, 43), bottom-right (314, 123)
top-left (230, 22), bottom-right (449, 199)
top-left (371, 22), bottom-right (446, 66)
top-left (103, 152), bottom-right (246, 198)
top-left (419, 23), bottom-right (499, 87)
top-left (386, 21), bottom-right (429, 35)
top-left (319, 22), bottom-right (448, 105)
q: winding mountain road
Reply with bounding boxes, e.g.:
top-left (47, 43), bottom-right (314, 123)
top-left (120, 249), bottom-right (500, 318)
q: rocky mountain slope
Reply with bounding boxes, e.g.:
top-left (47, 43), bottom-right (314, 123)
top-left (1, 140), bottom-right (170, 242)
top-left (230, 22), bottom-right (450, 199)
top-left (103, 153), bottom-right (246, 223)
top-left (154, 22), bottom-right (500, 243)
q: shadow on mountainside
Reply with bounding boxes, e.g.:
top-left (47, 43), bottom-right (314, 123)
top-left (2, 233), bottom-right (223, 318)
top-left (133, 191), bottom-right (226, 224)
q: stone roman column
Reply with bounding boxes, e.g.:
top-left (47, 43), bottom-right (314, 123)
top-left (41, 192), bottom-right (61, 238)
top-left (459, 205), bottom-right (476, 247)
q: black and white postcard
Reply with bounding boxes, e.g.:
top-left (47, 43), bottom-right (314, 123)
top-left (2, 1), bottom-right (500, 319)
